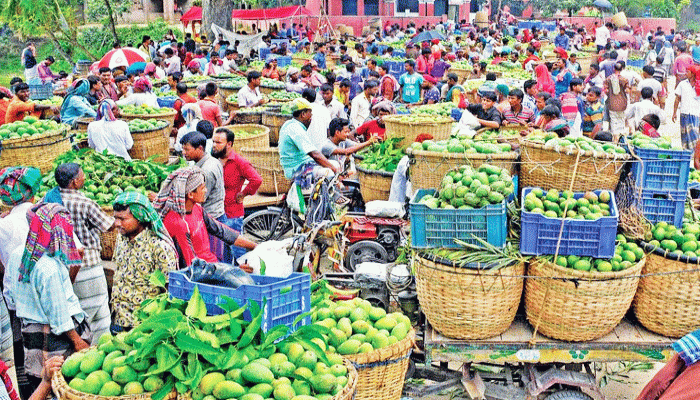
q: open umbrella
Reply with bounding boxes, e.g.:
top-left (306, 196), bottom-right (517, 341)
top-left (97, 48), bottom-right (149, 69)
top-left (409, 30), bottom-right (446, 44)
top-left (593, 0), bottom-right (613, 9)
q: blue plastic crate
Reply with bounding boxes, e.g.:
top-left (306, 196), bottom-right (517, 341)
top-left (29, 83), bottom-right (53, 100)
top-left (519, 188), bottom-right (619, 258)
top-left (410, 189), bottom-right (507, 249)
top-left (629, 147), bottom-right (691, 191)
top-left (640, 188), bottom-right (686, 228)
top-left (450, 108), bottom-right (463, 121)
top-left (168, 271), bottom-right (311, 334)
top-left (157, 96), bottom-right (177, 108)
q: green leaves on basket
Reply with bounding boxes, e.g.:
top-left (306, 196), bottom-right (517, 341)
top-left (358, 138), bottom-right (404, 173)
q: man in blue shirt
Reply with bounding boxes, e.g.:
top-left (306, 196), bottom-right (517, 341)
top-left (399, 60), bottom-right (424, 104)
top-left (552, 58), bottom-right (573, 97)
top-left (692, 37), bottom-right (700, 65)
top-left (313, 43), bottom-right (327, 70)
top-left (554, 27), bottom-right (570, 51)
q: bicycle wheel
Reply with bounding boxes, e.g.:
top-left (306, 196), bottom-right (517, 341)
top-left (242, 209), bottom-right (292, 241)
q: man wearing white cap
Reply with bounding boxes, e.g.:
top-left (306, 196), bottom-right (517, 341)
top-left (285, 67), bottom-right (307, 93)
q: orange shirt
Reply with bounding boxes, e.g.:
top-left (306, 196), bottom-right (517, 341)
top-left (5, 97), bottom-right (40, 124)
top-left (0, 99), bottom-right (9, 126)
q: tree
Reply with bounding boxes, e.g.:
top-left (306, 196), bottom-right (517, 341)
top-left (202, 0), bottom-right (235, 39)
top-left (0, 0), bottom-right (98, 63)
top-left (528, 0), bottom-right (590, 17)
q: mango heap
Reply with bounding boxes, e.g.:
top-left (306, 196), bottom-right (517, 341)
top-left (312, 297), bottom-right (412, 355)
top-left (690, 168), bottom-right (700, 183)
top-left (626, 132), bottom-right (680, 151)
top-left (237, 106), bottom-right (267, 115)
top-left (220, 78), bottom-right (247, 89)
top-left (120, 104), bottom-right (174, 116)
top-left (410, 103), bottom-right (454, 117)
top-left (527, 132), bottom-right (627, 155)
top-left (523, 188), bottom-right (614, 220)
top-left (383, 114), bottom-right (452, 125)
top-left (550, 235), bottom-right (644, 272)
top-left (0, 117), bottom-right (66, 140)
top-left (232, 128), bottom-right (268, 139)
top-left (156, 90), bottom-right (177, 98)
top-left (35, 95), bottom-right (63, 106)
top-left (411, 137), bottom-right (513, 154)
top-left (268, 91), bottom-right (301, 101)
top-left (418, 164), bottom-right (514, 209)
top-left (127, 119), bottom-right (169, 132)
top-left (260, 78), bottom-right (285, 89)
top-left (646, 221), bottom-right (700, 259)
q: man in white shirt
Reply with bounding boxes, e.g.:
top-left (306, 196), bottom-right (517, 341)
top-left (318, 83), bottom-right (347, 120)
top-left (595, 22), bottom-right (611, 53)
top-left (350, 80), bottom-right (378, 129)
top-left (163, 48), bottom-right (181, 75)
top-left (87, 100), bottom-right (133, 160)
top-left (223, 50), bottom-right (244, 76)
top-left (626, 87), bottom-right (666, 131)
top-left (237, 71), bottom-right (267, 108)
top-left (638, 65), bottom-right (663, 101)
top-left (673, 69), bottom-right (700, 150)
top-left (302, 88), bottom-right (332, 150)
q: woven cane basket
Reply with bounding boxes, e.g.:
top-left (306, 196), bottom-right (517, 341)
top-left (74, 117), bottom-right (93, 131)
top-left (382, 115), bottom-right (453, 149)
top-left (357, 166), bottom-right (393, 202)
top-left (120, 110), bottom-right (176, 131)
top-left (129, 121), bottom-right (170, 163)
top-left (225, 99), bottom-right (240, 113)
top-left (228, 124), bottom-right (270, 154)
top-left (52, 347), bottom-right (178, 400)
top-left (260, 86), bottom-right (283, 96)
top-left (99, 206), bottom-right (117, 260)
top-left (520, 140), bottom-right (629, 192)
top-left (233, 111), bottom-right (263, 125)
top-left (344, 329), bottom-right (414, 400)
top-left (219, 86), bottom-right (240, 101)
top-left (633, 249), bottom-right (700, 338)
top-left (261, 111), bottom-right (292, 146)
top-left (406, 147), bottom-right (518, 190)
top-left (415, 254), bottom-right (524, 339)
top-left (0, 127), bottom-right (72, 173)
top-left (239, 147), bottom-right (291, 195)
top-left (449, 67), bottom-right (471, 83)
top-left (525, 256), bottom-right (644, 342)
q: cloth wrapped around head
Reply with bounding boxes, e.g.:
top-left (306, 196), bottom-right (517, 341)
top-left (19, 203), bottom-right (81, 283)
top-left (0, 167), bottom-right (41, 206)
top-left (688, 65), bottom-right (700, 96)
top-left (372, 100), bottom-right (396, 114)
top-left (96, 99), bottom-right (117, 122)
top-left (144, 62), bottom-right (157, 75)
top-left (113, 191), bottom-right (173, 246)
top-left (133, 77), bottom-right (152, 93)
top-left (60, 79), bottom-right (90, 116)
top-left (152, 166), bottom-right (205, 216)
top-left (187, 60), bottom-right (200, 69)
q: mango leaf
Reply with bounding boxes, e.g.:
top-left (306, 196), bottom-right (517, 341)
top-left (260, 324), bottom-right (289, 349)
top-left (169, 364), bottom-right (186, 381)
top-left (132, 309), bottom-right (184, 334)
top-left (221, 347), bottom-right (246, 370)
top-left (216, 323), bottom-right (242, 345)
top-left (175, 382), bottom-right (187, 394)
top-left (260, 259), bottom-right (267, 275)
top-left (185, 286), bottom-right (207, 319)
top-left (296, 337), bottom-right (330, 365)
top-left (293, 311), bottom-right (313, 328)
top-left (133, 329), bottom-right (169, 359)
top-left (146, 345), bottom-right (181, 376)
top-left (149, 269), bottom-right (166, 288)
top-left (173, 332), bottom-right (222, 356)
top-left (238, 298), bottom-right (266, 349)
top-left (151, 379), bottom-right (174, 400)
top-left (249, 299), bottom-right (261, 319)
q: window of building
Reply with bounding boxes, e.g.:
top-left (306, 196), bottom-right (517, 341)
top-left (434, 0), bottom-right (448, 16)
top-left (365, 0), bottom-right (379, 15)
top-left (396, 0), bottom-right (419, 15)
top-left (343, 0), bottom-right (357, 15)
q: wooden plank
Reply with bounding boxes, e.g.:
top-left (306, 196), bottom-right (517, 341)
top-left (243, 193), bottom-right (284, 208)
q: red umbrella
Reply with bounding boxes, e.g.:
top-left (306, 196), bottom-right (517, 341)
top-left (97, 48), bottom-right (149, 69)
top-left (611, 30), bottom-right (635, 45)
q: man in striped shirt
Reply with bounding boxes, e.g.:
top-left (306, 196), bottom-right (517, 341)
top-left (502, 89), bottom-right (535, 126)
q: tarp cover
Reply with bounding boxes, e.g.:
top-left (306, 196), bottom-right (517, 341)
top-left (180, 6), bottom-right (202, 27)
top-left (211, 24), bottom-right (265, 58)
top-left (231, 5), bottom-right (311, 20)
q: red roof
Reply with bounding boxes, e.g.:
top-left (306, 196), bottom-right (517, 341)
top-left (231, 5), bottom-right (311, 20)
top-left (180, 6), bottom-right (202, 27)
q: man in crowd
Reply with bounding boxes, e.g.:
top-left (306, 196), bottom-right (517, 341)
top-left (399, 60), bottom-right (423, 105)
top-left (98, 67), bottom-right (120, 101)
top-left (238, 71), bottom-right (267, 108)
top-left (350, 80), bottom-right (378, 129)
top-left (319, 83), bottom-right (347, 120)
top-left (6, 83), bottom-right (57, 123)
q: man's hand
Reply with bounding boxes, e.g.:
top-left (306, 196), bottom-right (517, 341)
top-left (235, 192), bottom-right (246, 203)
top-left (74, 338), bottom-right (90, 351)
top-left (41, 356), bottom-right (64, 383)
top-left (672, 114), bottom-right (677, 123)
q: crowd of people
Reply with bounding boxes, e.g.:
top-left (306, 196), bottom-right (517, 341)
top-left (0, 14), bottom-right (699, 400)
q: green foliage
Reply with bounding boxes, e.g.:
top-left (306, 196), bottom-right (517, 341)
top-left (611, 0), bottom-right (680, 17)
top-left (528, 0), bottom-right (591, 17)
top-left (86, 0), bottom-right (131, 24)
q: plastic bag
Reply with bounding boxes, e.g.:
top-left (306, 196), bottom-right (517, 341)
top-left (459, 109), bottom-right (481, 129)
top-left (237, 238), bottom-right (294, 278)
top-left (187, 259), bottom-right (256, 288)
top-left (364, 200), bottom-right (405, 218)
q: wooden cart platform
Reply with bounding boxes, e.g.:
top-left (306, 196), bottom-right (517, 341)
top-left (425, 315), bottom-right (675, 365)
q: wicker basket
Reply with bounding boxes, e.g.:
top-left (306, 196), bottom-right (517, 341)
top-left (98, 206), bottom-right (117, 260)
top-left (345, 329), bottom-right (415, 400)
top-left (219, 86), bottom-right (240, 101)
top-left (225, 99), bottom-right (241, 113)
top-left (74, 117), bottom-right (93, 132)
top-left (519, 140), bottom-right (629, 192)
top-left (357, 166), bottom-right (393, 202)
top-left (260, 86), bottom-right (283, 96)
top-left (228, 124), bottom-right (270, 154)
top-left (415, 254), bottom-right (524, 339)
top-left (120, 110), bottom-right (177, 131)
top-left (261, 111), bottom-right (292, 146)
top-left (233, 112), bottom-right (263, 125)
top-left (525, 257), bottom-right (644, 342)
top-left (633, 251), bottom-right (700, 338)
top-left (239, 147), bottom-right (291, 195)
top-left (406, 147), bottom-right (518, 190)
top-left (382, 115), bottom-right (453, 148)
top-left (0, 128), bottom-right (71, 173)
top-left (449, 67), bottom-right (471, 83)
top-left (129, 122), bottom-right (170, 164)
top-left (51, 347), bottom-right (178, 400)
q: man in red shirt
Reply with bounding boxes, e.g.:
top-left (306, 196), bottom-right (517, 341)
top-left (173, 82), bottom-right (197, 131)
top-left (211, 127), bottom-right (262, 262)
top-left (197, 82), bottom-right (234, 127)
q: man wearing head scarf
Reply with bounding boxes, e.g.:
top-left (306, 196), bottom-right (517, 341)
top-left (285, 67), bottom-right (306, 94)
top-left (116, 77), bottom-right (159, 108)
top-left (46, 163), bottom-right (115, 344)
top-left (110, 192), bottom-right (176, 333)
top-left (87, 99), bottom-right (133, 160)
top-left (59, 79), bottom-right (97, 126)
top-left (355, 101), bottom-right (395, 141)
top-left (5, 203), bottom-right (90, 393)
top-left (673, 66), bottom-right (700, 151)
top-left (154, 167), bottom-right (256, 268)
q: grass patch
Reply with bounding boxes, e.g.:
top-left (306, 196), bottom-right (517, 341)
top-left (0, 41), bottom-right (73, 87)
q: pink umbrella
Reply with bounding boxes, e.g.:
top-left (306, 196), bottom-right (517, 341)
top-left (611, 30), bottom-right (635, 45)
top-left (97, 48), bottom-right (149, 69)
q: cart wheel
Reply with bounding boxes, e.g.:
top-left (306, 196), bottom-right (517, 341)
top-left (405, 358), bottom-right (416, 380)
top-left (544, 390), bottom-right (593, 400)
top-left (344, 240), bottom-right (389, 272)
top-left (242, 209), bottom-right (292, 241)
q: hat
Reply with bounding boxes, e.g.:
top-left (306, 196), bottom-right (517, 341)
top-left (290, 98), bottom-right (312, 113)
top-left (309, 60), bottom-right (319, 67)
top-left (287, 67), bottom-right (300, 76)
top-left (422, 74), bottom-right (437, 84)
top-left (496, 84), bottom-right (510, 96)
